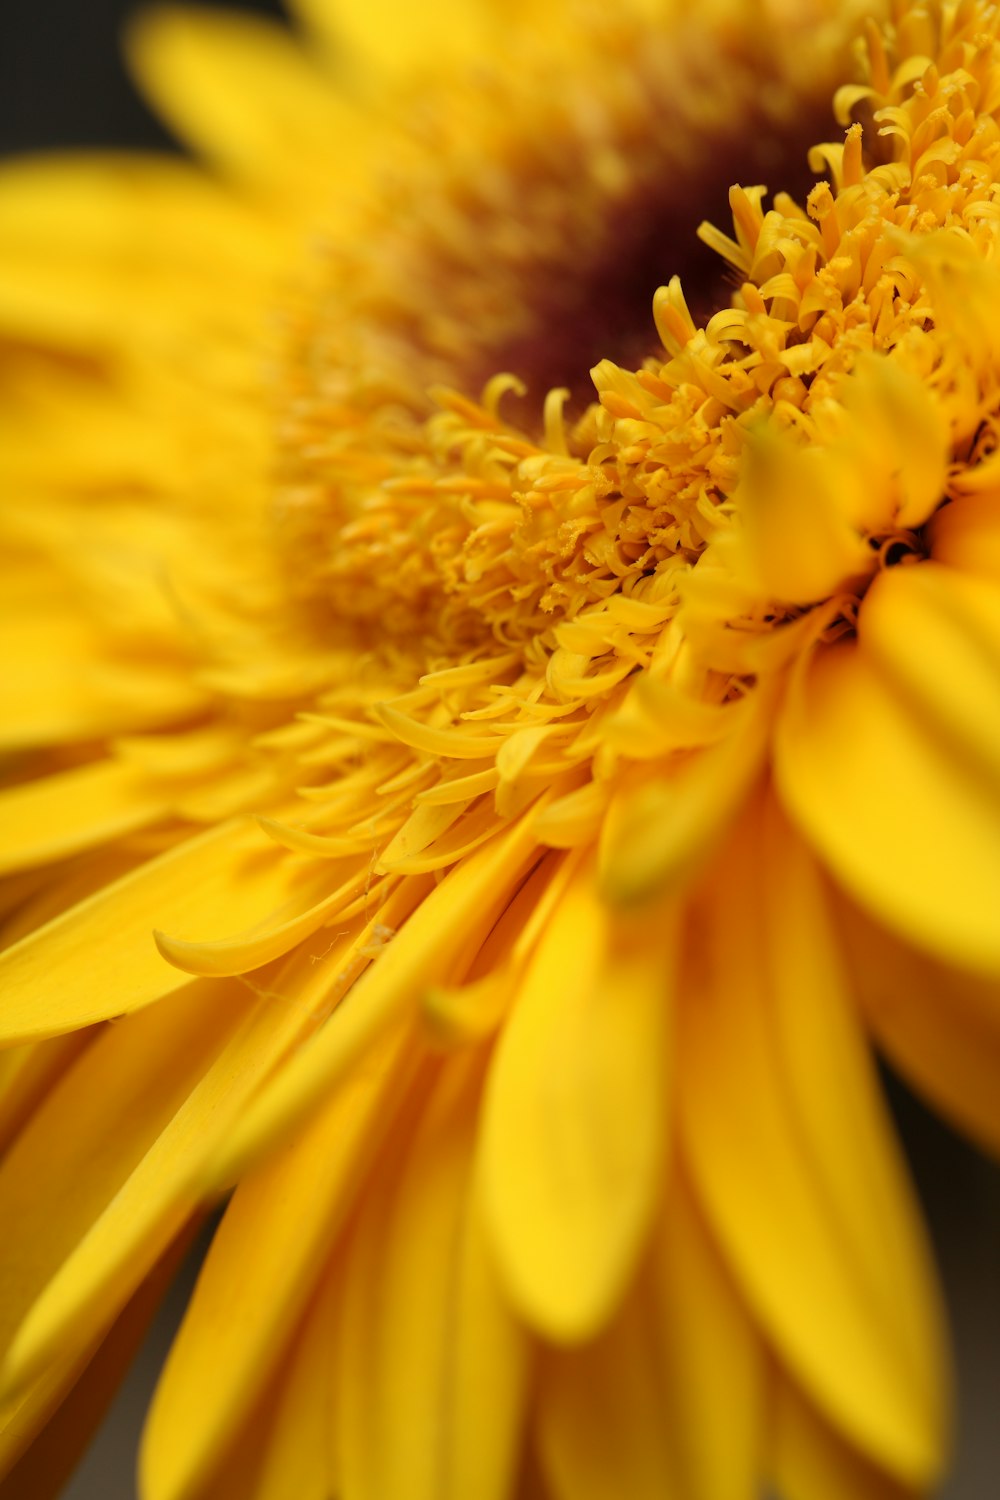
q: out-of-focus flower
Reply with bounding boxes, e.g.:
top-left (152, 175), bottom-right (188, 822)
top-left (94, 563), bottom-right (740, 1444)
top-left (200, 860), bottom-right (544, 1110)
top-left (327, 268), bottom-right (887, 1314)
top-left (0, 0), bottom-right (997, 1496)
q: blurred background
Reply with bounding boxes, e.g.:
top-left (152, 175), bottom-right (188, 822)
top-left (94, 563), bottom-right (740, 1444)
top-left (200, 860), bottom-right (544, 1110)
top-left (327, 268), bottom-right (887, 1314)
top-left (1, 1), bottom-right (998, 1495)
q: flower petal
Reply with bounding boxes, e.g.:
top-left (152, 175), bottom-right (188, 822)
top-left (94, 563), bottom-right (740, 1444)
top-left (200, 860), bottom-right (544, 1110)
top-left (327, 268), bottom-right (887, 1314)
top-left (537, 1171), bottom-right (765, 1500)
top-left (678, 801), bottom-right (948, 1487)
top-left (252, 1257), bottom-right (344, 1500)
top-left (140, 1020), bottom-right (420, 1500)
top-left (0, 819), bottom-right (335, 1043)
top-left (127, 6), bottom-right (363, 199)
top-left (0, 981), bottom-right (248, 1399)
top-left (0, 1228), bottom-right (196, 1499)
top-left (860, 563), bottom-right (1000, 801)
top-left (775, 634), bottom-right (1000, 974)
top-left (290, 0), bottom-right (496, 78)
top-left (929, 490), bottom-right (1000, 582)
top-left (0, 761), bottom-right (168, 879)
top-left (338, 1052), bottom-right (529, 1500)
top-left (0, 608), bottom-right (206, 752)
top-left (770, 1379), bottom-right (914, 1500)
top-left (481, 869), bottom-right (674, 1342)
top-left (208, 815), bottom-right (541, 1184)
top-left (838, 896), bottom-right (1000, 1159)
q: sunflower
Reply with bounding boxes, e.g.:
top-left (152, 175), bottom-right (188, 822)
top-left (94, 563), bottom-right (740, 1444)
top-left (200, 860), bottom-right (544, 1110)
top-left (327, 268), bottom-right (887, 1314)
top-left (1, 0), bottom-right (998, 1495)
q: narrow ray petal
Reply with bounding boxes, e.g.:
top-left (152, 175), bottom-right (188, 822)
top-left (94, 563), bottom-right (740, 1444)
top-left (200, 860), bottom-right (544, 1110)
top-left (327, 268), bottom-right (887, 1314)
top-left (141, 1019), bottom-right (420, 1500)
top-left (338, 1051), bottom-right (529, 1500)
top-left (0, 760), bottom-right (168, 879)
top-left (775, 637), bottom-right (1000, 975)
top-left (208, 815), bottom-right (541, 1184)
top-left (679, 802), bottom-right (948, 1487)
top-left (0, 819), bottom-right (333, 1043)
top-left (838, 897), bottom-right (1000, 1159)
top-left (771, 1379), bottom-right (916, 1500)
top-left (481, 868), bottom-right (674, 1342)
top-left (127, 6), bottom-right (364, 198)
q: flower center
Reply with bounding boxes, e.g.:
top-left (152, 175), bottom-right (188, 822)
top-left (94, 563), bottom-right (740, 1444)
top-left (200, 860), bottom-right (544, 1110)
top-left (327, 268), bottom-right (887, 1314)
top-left (272, 1), bottom-right (849, 647)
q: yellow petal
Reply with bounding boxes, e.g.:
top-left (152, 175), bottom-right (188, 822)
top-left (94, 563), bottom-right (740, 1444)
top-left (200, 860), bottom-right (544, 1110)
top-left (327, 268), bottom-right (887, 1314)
top-left (338, 1052), bottom-right (529, 1500)
top-left (733, 425), bottom-right (872, 604)
top-left (127, 6), bottom-right (363, 199)
top-left (599, 687), bottom-right (770, 907)
top-left (0, 760), bottom-right (167, 879)
top-left (0, 153), bottom-right (278, 278)
top-left (838, 896), bottom-right (1000, 1159)
top-left (761, 801), bottom-right (949, 1449)
top-left (290, 0), bottom-right (495, 78)
top-left (0, 1227), bottom-right (196, 1498)
top-left (252, 1256), bottom-right (344, 1500)
top-left (837, 355), bottom-right (950, 531)
top-left (0, 609), bottom-right (206, 752)
top-left (775, 635), bottom-right (1000, 975)
top-left (153, 862), bottom-right (368, 978)
top-left (860, 563), bottom-right (1000, 799)
top-left (678, 802), bottom-right (947, 1487)
top-left (771, 1379), bottom-right (915, 1500)
top-left (0, 1033), bottom-right (93, 1158)
top-left (209, 814), bottom-right (541, 1184)
top-left (0, 154), bottom-right (279, 350)
top-left (538, 1172), bottom-right (764, 1500)
top-left (140, 1019), bottom-right (420, 1500)
top-left (0, 931), bottom-right (367, 1404)
top-left (0, 818), bottom-right (333, 1043)
top-left (537, 1285), bottom-right (678, 1500)
top-left (929, 490), bottom-right (1000, 583)
top-left (481, 869), bottom-right (674, 1342)
top-left (645, 1173), bottom-right (765, 1500)
top-left (0, 981), bottom-right (248, 1398)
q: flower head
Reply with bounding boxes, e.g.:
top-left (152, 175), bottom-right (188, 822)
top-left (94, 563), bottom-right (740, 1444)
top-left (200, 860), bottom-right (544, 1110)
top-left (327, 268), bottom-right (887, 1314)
top-left (1, 1), bottom-right (998, 1497)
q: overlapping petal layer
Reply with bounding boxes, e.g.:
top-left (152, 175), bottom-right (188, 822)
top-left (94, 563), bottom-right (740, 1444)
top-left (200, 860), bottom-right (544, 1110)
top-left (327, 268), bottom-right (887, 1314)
top-left (2, 0), bottom-right (999, 1496)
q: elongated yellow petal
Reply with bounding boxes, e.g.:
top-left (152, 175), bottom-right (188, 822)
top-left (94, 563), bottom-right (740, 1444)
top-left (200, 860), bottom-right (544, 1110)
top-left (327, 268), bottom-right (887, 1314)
top-left (0, 760), bottom-right (167, 879)
top-left (599, 688), bottom-right (770, 907)
top-left (646, 1173), bottom-right (765, 1500)
top-left (0, 154), bottom-right (278, 277)
top-left (0, 933), bottom-right (367, 1403)
top-left (141, 1020), bottom-right (420, 1500)
top-left (0, 1033), bottom-right (94, 1158)
top-left (679, 802), bottom-right (947, 1487)
top-left (929, 490), bottom-right (1000, 582)
top-left (733, 427), bottom-right (873, 604)
top-left (771, 1379), bottom-right (915, 1500)
top-left (338, 1052), bottom-right (529, 1500)
top-left (0, 1229), bottom-right (195, 1500)
top-left (538, 1172), bottom-right (764, 1500)
top-left (839, 897), bottom-right (1000, 1158)
top-left (860, 563), bottom-right (1000, 798)
top-left (208, 815), bottom-right (541, 1184)
top-left (0, 155), bottom-right (280, 351)
top-left (290, 0), bottom-right (495, 78)
top-left (0, 610), bottom-right (205, 752)
top-left (0, 1227), bottom-right (196, 1495)
top-left (0, 819), bottom-right (334, 1043)
top-left (537, 1287), bottom-right (678, 1500)
top-left (252, 1257), bottom-right (344, 1500)
top-left (775, 636), bottom-right (1000, 974)
top-left (0, 981), bottom-right (247, 1394)
top-left (127, 6), bottom-right (363, 199)
top-left (153, 862), bottom-right (368, 978)
top-left (760, 801), bottom-right (948, 1446)
top-left (481, 869), bottom-right (674, 1342)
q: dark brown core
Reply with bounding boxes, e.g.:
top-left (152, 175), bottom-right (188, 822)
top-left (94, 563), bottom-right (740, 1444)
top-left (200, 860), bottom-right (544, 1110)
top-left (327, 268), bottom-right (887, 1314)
top-left (280, 8), bottom-right (856, 427)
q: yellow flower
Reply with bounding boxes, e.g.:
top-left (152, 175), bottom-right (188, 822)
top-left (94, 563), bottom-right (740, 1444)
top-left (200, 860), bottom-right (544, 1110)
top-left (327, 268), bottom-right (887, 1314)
top-left (0, 0), bottom-right (997, 1497)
